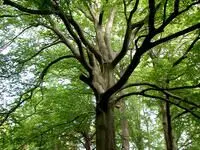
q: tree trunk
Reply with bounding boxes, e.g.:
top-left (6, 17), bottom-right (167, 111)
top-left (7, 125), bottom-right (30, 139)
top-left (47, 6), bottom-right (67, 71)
top-left (161, 99), bottom-right (177, 150)
top-left (54, 140), bottom-right (61, 150)
top-left (120, 101), bottom-right (130, 150)
top-left (96, 99), bottom-right (116, 150)
top-left (89, 60), bottom-right (116, 149)
top-left (82, 132), bottom-right (91, 150)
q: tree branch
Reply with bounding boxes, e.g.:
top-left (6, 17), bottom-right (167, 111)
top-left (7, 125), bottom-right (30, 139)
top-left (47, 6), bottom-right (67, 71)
top-left (112, 0), bottom-right (139, 67)
top-left (41, 18), bottom-right (80, 57)
top-left (104, 8), bottom-right (116, 58)
top-left (98, 10), bottom-right (104, 25)
top-left (77, 7), bottom-right (93, 22)
top-left (158, 1), bottom-right (199, 33)
top-left (142, 93), bottom-right (200, 119)
top-left (0, 26), bottom-right (33, 51)
top-left (53, 2), bottom-right (99, 64)
top-left (69, 16), bottom-right (102, 64)
top-left (174, 0), bottom-right (180, 14)
top-left (2, 0), bottom-right (95, 70)
top-left (173, 107), bottom-right (197, 119)
top-left (115, 90), bottom-right (200, 119)
top-left (39, 55), bottom-right (75, 81)
top-left (19, 40), bottom-right (61, 64)
top-left (151, 23), bottom-right (200, 48)
top-left (123, 0), bottom-right (128, 21)
top-left (116, 80), bottom-right (200, 109)
top-left (41, 18), bottom-right (92, 73)
top-left (148, 0), bottom-right (156, 32)
top-left (59, 15), bottom-right (93, 71)
top-left (0, 87), bottom-right (36, 126)
top-left (0, 13), bottom-right (29, 18)
top-left (120, 82), bottom-right (200, 93)
top-left (128, 0), bottom-right (140, 22)
top-left (104, 51), bottom-right (142, 99)
top-left (173, 33), bottom-right (200, 67)
top-left (163, 0), bottom-right (168, 23)
top-left (117, 81), bottom-right (200, 109)
top-left (84, 2), bottom-right (97, 22)
top-left (3, 0), bottom-right (55, 15)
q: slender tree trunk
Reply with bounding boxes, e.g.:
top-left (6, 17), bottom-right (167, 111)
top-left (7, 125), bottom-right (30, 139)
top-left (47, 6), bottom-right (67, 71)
top-left (161, 96), bottom-right (177, 150)
top-left (146, 119), bottom-right (150, 150)
top-left (120, 101), bottom-right (130, 150)
top-left (54, 140), bottom-right (61, 150)
top-left (82, 132), bottom-right (91, 150)
top-left (96, 98), bottom-right (116, 150)
top-left (117, 68), bottom-right (130, 150)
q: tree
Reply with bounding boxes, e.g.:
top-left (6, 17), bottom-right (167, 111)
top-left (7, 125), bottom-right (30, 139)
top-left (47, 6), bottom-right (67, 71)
top-left (0, 65), bottom-right (95, 149)
top-left (0, 0), bottom-right (200, 149)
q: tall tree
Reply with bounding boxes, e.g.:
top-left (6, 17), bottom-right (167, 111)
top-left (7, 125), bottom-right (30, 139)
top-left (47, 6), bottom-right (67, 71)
top-left (0, 0), bottom-right (200, 149)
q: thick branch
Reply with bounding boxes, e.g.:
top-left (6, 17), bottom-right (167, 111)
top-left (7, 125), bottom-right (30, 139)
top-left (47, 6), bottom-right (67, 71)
top-left (58, 15), bottom-right (93, 71)
top-left (112, 0), bottom-right (139, 67)
top-left (121, 82), bottom-right (200, 91)
top-left (151, 23), bottom-right (200, 48)
top-left (112, 28), bottom-right (132, 67)
top-left (148, 0), bottom-right (156, 32)
top-left (41, 19), bottom-right (80, 57)
top-left (128, 0), bottom-right (140, 22)
top-left (141, 94), bottom-right (200, 119)
top-left (53, 3), bottom-right (100, 63)
top-left (69, 16), bottom-right (102, 64)
top-left (104, 8), bottom-right (116, 57)
top-left (42, 20), bottom-right (92, 73)
top-left (104, 51), bottom-right (142, 99)
top-left (174, 0), bottom-right (180, 14)
top-left (117, 82), bottom-right (200, 109)
top-left (3, 0), bottom-right (54, 15)
top-left (115, 90), bottom-right (200, 119)
top-left (98, 11), bottom-right (104, 25)
top-left (79, 74), bottom-right (98, 98)
top-left (123, 0), bottom-right (128, 20)
top-left (158, 1), bottom-right (199, 33)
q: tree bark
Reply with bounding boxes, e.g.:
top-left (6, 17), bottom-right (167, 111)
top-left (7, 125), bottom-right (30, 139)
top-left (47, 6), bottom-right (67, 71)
top-left (82, 132), bottom-right (91, 150)
top-left (120, 101), bottom-right (130, 150)
top-left (54, 140), bottom-right (61, 150)
top-left (96, 99), bottom-right (116, 150)
top-left (161, 98), bottom-right (177, 150)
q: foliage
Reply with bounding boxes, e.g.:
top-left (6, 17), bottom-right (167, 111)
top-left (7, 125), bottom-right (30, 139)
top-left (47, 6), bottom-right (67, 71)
top-left (0, 0), bottom-right (199, 149)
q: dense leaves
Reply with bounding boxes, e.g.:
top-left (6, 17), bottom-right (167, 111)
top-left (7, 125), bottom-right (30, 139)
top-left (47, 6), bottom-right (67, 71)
top-left (0, 0), bottom-right (199, 149)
